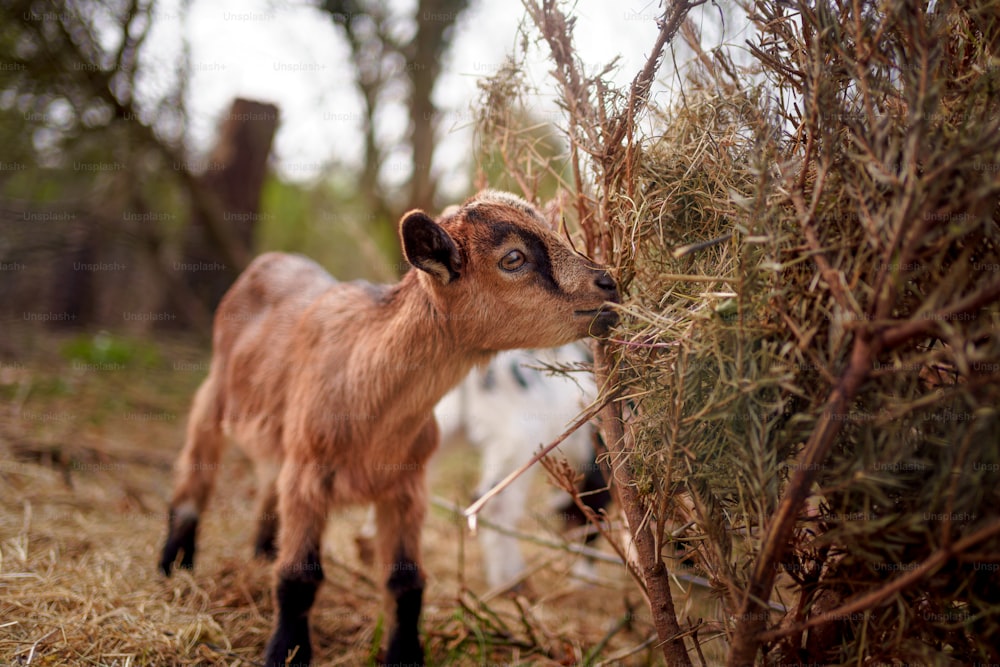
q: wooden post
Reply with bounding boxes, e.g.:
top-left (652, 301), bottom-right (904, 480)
top-left (179, 98), bottom-right (279, 311)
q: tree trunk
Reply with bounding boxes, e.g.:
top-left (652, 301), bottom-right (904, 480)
top-left (406, 0), bottom-right (470, 213)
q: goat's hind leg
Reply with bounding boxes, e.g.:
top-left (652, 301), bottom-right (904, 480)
top-left (160, 376), bottom-right (225, 575)
top-left (253, 463), bottom-right (281, 560)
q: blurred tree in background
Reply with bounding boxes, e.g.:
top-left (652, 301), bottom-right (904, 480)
top-left (320, 0), bottom-right (472, 270)
top-left (0, 0), bottom-right (256, 332)
top-left (0, 0), bottom-right (481, 335)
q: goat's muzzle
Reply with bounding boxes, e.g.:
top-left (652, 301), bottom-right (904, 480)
top-left (577, 269), bottom-right (620, 336)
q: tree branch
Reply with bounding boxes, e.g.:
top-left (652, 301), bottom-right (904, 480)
top-left (757, 518), bottom-right (1000, 643)
top-left (879, 278), bottom-right (1000, 349)
top-left (595, 345), bottom-right (693, 667)
top-left (726, 330), bottom-right (879, 666)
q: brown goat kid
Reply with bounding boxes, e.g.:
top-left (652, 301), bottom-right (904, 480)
top-left (158, 191), bottom-right (619, 666)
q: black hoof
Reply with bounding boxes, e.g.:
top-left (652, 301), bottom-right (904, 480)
top-left (383, 632), bottom-right (424, 667)
top-left (159, 510), bottom-right (198, 576)
top-left (384, 588), bottom-right (424, 667)
top-left (254, 535), bottom-right (278, 561)
top-left (264, 625), bottom-right (312, 667)
top-left (385, 562), bottom-right (424, 666)
top-left (267, 562), bottom-right (322, 667)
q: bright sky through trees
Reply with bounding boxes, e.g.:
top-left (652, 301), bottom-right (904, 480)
top-left (141, 0), bottom-right (745, 197)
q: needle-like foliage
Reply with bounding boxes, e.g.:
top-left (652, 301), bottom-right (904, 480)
top-left (478, 0), bottom-right (1000, 662)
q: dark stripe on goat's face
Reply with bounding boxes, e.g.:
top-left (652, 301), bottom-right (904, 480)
top-left (510, 361), bottom-right (530, 389)
top-left (485, 222), bottom-right (560, 293)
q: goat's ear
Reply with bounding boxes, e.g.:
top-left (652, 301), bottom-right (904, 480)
top-left (400, 211), bottom-right (463, 284)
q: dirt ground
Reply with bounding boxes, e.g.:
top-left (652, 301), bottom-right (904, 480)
top-left (0, 329), bottom-right (727, 666)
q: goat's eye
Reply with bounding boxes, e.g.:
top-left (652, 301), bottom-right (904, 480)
top-left (499, 249), bottom-right (526, 272)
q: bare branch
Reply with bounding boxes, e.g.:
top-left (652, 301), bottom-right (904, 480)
top-left (758, 518), bottom-right (1000, 643)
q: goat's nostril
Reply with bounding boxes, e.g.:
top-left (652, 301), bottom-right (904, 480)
top-left (595, 272), bottom-right (617, 292)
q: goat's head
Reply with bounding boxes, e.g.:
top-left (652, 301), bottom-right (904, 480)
top-left (401, 190), bottom-right (619, 350)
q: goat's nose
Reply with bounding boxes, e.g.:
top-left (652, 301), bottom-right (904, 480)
top-left (595, 271), bottom-right (617, 295)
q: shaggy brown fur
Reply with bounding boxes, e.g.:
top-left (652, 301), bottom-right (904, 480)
top-left (159, 190), bottom-right (619, 666)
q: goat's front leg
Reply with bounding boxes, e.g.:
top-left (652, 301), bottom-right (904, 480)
top-left (375, 477), bottom-right (428, 666)
top-left (264, 461), bottom-right (330, 667)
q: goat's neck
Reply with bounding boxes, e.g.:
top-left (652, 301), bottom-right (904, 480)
top-left (360, 272), bottom-right (490, 425)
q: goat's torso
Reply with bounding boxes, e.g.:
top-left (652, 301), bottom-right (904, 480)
top-left (212, 252), bottom-right (481, 503)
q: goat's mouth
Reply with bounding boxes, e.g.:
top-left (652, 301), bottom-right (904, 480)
top-left (575, 304), bottom-right (617, 317)
top-left (575, 306), bottom-right (619, 334)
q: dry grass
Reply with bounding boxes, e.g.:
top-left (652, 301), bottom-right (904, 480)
top-left (0, 326), bottom-right (716, 666)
